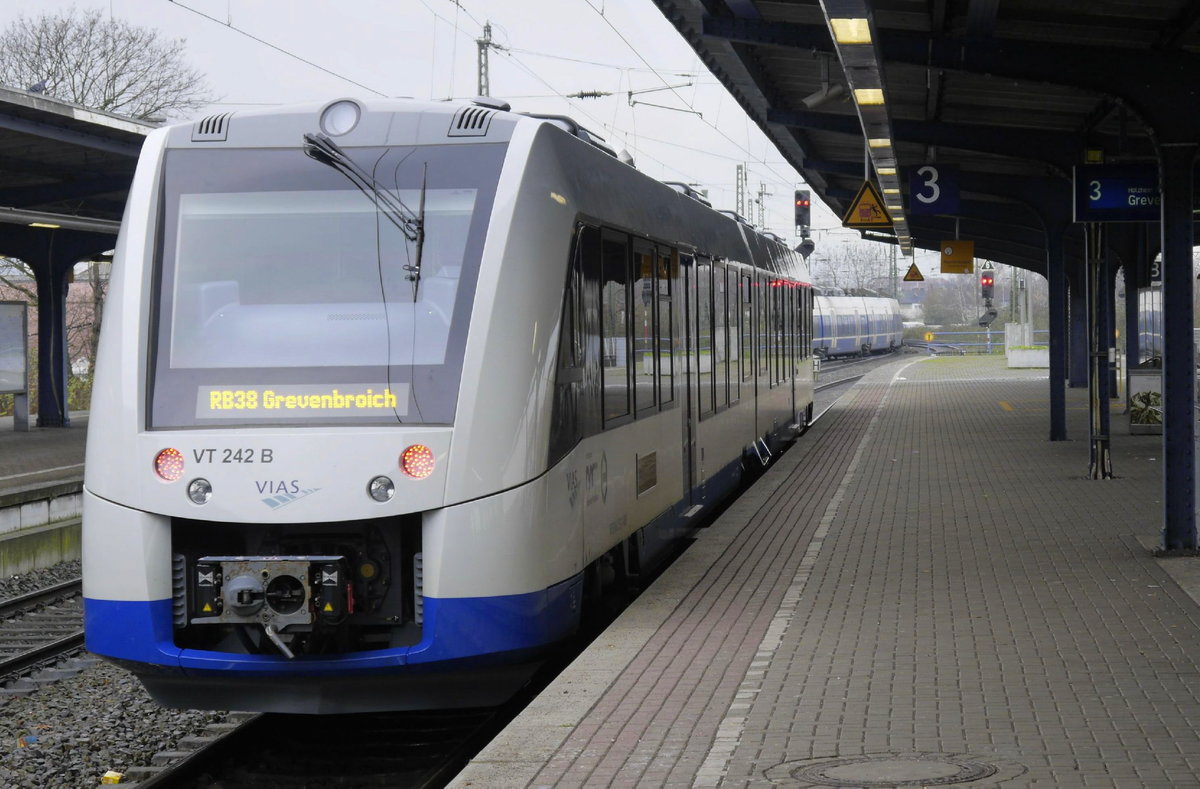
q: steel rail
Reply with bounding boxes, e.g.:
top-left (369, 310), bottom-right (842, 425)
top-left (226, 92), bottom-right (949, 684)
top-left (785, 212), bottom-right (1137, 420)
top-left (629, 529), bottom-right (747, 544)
top-left (0, 577), bottom-right (81, 617)
top-left (0, 631), bottom-right (85, 679)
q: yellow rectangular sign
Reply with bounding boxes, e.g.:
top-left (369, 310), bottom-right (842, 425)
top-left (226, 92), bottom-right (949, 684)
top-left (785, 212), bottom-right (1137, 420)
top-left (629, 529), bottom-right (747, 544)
top-left (940, 240), bottom-right (974, 274)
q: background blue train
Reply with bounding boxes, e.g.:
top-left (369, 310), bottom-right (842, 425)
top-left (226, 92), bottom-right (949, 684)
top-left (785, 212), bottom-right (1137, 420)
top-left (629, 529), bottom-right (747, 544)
top-left (813, 290), bottom-right (903, 359)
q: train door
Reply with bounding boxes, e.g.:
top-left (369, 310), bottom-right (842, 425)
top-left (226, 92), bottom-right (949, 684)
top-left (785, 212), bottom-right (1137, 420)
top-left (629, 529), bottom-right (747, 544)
top-left (789, 285), bottom-right (799, 423)
top-left (680, 253), bottom-right (698, 508)
top-left (740, 272), bottom-right (754, 427)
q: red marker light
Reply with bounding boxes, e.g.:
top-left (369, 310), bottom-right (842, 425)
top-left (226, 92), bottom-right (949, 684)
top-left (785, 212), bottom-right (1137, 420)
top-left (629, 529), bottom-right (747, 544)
top-left (400, 445), bottom-right (436, 479)
top-left (154, 448), bottom-right (185, 482)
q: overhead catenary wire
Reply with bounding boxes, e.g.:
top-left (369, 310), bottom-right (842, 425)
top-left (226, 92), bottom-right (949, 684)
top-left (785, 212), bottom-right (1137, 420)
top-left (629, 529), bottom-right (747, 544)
top-left (166, 0), bottom-right (389, 97)
top-left (437, 0), bottom-right (797, 206)
top-left (578, 0), bottom-right (800, 193)
top-left (170, 0), bottom-right (799, 230)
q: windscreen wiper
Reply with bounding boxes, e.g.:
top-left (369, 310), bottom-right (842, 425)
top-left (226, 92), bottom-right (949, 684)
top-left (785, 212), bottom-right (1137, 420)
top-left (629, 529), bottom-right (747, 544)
top-left (302, 132), bottom-right (425, 288)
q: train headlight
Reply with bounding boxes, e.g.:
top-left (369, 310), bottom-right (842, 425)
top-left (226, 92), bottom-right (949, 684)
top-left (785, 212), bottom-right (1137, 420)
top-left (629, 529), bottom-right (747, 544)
top-left (154, 448), bottom-right (184, 482)
top-left (400, 445), bottom-right (436, 479)
top-left (320, 100), bottom-right (360, 136)
top-left (368, 475), bottom-right (395, 502)
top-left (187, 478), bottom-right (213, 505)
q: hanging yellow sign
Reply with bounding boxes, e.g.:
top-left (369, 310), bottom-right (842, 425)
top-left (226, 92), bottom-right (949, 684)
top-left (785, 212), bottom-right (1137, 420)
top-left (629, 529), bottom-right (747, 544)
top-left (842, 180), bottom-right (893, 229)
top-left (903, 263), bottom-right (924, 282)
top-left (940, 240), bottom-right (974, 274)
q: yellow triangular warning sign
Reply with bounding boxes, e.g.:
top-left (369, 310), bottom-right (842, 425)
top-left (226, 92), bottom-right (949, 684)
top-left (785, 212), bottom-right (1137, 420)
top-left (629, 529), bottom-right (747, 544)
top-left (324, 602), bottom-right (334, 612)
top-left (903, 263), bottom-right (924, 282)
top-left (202, 603), bottom-right (213, 612)
top-left (842, 180), bottom-right (894, 230)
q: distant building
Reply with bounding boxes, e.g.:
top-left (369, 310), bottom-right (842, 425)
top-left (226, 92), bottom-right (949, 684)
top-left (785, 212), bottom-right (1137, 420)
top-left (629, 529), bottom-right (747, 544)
top-left (897, 284), bottom-right (926, 323)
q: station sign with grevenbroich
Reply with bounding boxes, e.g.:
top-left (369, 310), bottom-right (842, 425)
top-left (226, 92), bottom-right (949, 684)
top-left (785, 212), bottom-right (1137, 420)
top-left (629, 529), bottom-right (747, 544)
top-left (1073, 164), bottom-right (1160, 222)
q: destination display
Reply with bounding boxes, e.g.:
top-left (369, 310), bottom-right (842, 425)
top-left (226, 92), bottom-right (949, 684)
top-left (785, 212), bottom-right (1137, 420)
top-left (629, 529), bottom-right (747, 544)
top-left (196, 384), bottom-right (407, 419)
top-left (1073, 164), bottom-right (1160, 222)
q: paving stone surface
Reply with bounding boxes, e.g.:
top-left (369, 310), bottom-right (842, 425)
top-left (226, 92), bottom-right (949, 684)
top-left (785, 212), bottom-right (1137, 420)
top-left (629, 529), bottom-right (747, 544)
top-left (451, 356), bottom-right (1199, 788)
top-left (0, 413), bottom-right (86, 493)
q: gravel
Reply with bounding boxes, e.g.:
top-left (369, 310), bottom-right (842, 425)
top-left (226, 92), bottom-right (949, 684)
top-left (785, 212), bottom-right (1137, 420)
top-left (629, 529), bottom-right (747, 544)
top-left (0, 560), bottom-right (81, 601)
top-left (0, 560), bottom-right (232, 787)
top-left (0, 662), bottom-right (228, 788)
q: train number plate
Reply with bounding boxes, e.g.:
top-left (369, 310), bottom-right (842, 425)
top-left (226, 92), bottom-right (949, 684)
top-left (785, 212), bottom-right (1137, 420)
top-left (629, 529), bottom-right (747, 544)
top-left (190, 448), bottom-right (276, 464)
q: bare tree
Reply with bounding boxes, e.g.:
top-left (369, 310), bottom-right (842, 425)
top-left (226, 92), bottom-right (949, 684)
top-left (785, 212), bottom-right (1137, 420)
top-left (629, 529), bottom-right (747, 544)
top-left (810, 241), bottom-right (892, 293)
top-left (0, 257), bottom-right (36, 303)
top-left (0, 9), bottom-right (214, 414)
top-left (0, 8), bottom-right (214, 119)
top-left (840, 243), bottom-right (892, 293)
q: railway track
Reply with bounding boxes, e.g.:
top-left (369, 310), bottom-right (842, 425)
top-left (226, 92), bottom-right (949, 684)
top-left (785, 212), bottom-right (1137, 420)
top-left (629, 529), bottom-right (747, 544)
top-left (133, 707), bottom-right (505, 788)
top-left (0, 578), bottom-right (85, 682)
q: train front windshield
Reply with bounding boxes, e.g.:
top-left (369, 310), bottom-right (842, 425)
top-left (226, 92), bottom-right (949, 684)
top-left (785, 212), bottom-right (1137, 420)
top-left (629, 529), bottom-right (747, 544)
top-left (149, 143), bottom-right (505, 427)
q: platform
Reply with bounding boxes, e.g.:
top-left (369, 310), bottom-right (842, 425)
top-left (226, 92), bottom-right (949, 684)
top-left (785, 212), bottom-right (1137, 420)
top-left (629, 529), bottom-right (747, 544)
top-left (449, 355), bottom-right (1200, 788)
top-left (0, 412), bottom-right (87, 494)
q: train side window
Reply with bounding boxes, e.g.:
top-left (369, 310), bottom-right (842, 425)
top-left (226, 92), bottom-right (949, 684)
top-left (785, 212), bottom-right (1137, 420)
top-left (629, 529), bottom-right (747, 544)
top-left (724, 266), bottom-right (734, 400)
top-left (803, 288), bottom-right (812, 359)
top-left (776, 284), bottom-right (785, 382)
top-left (600, 229), bottom-right (631, 425)
top-left (771, 283), bottom-right (782, 385)
top-left (757, 273), bottom-right (769, 381)
top-left (741, 275), bottom-right (753, 383)
top-left (697, 257), bottom-right (714, 418)
top-left (781, 284), bottom-right (791, 381)
top-left (793, 287), bottom-right (801, 374)
top-left (633, 240), bottom-right (656, 416)
top-left (780, 286), bottom-right (788, 382)
top-left (656, 247), bottom-right (674, 407)
top-left (798, 287), bottom-right (806, 360)
top-left (558, 231), bottom-right (584, 370)
top-left (548, 224), bottom-right (592, 465)
top-left (714, 262), bottom-right (729, 411)
top-left (786, 286), bottom-right (795, 377)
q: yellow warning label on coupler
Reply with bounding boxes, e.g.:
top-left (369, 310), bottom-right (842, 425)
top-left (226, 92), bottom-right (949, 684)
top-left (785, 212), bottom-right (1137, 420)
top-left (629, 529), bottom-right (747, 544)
top-left (202, 603), bottom-right (213, 612)
top-left (324, 603), bottom-right (334, 612)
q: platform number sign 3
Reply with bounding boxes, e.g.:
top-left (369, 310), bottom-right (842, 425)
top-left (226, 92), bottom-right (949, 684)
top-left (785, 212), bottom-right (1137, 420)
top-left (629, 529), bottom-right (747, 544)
top-left (916, 166), bottom-right (940, 205)
top-left (908, 164), bottom-right (959, 215)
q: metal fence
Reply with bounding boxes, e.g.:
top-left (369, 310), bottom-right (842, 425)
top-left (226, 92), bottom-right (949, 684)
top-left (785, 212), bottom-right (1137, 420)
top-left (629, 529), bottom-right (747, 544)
top-left (919, 329), bottom-right (1050, 354)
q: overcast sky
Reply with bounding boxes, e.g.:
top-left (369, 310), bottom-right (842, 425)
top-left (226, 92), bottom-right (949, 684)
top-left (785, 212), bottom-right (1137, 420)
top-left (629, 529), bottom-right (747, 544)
top-left (0, 0), bottom-right (946, 275)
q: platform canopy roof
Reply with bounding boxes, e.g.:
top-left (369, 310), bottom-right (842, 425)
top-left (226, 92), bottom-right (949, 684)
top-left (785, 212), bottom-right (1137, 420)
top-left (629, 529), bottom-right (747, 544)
top-left (0, 84), bottom-right (152, 267)
top-left (652, 0), bottom-right (1200, 274)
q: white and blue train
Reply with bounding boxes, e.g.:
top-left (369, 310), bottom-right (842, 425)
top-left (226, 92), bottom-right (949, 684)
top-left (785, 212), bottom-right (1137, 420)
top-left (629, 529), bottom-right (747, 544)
top-left (82, 97), bottom-right (815, 713)
top-left (812, 290), bottom-right (903, 359)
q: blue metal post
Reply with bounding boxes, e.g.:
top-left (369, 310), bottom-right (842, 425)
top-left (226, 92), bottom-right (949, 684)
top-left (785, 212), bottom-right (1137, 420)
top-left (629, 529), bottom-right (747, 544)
top-left (1158, 143), bottom-right (1196, 550)
top-left (1047, 226), bottom-right (1067, 441)
top-left (33, 262), bottom-right (71, 427)
top-left (1087, 223), bottom-right (1112, 478)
